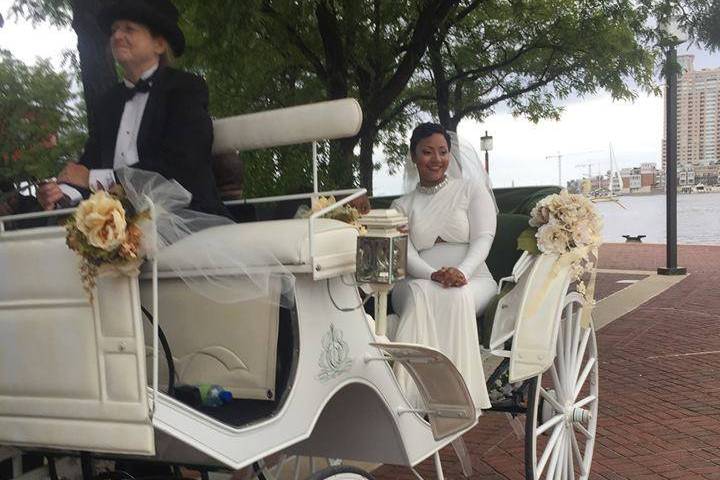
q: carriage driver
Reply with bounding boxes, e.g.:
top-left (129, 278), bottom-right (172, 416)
top-left (38, 0), bottom-right (229, 217)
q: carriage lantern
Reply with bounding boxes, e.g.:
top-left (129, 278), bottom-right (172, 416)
top-left (356, 209), bottom-right (408, 337)
top-left (355, 209), bottom-right (408, 285)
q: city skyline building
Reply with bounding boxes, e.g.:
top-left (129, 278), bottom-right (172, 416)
top-left (662, 55), bottom-right (720, 174)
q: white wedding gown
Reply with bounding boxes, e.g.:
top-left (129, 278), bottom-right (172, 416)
top-left (390, 178), bottom-right (497, 412)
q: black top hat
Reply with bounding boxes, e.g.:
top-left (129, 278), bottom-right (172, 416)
top-left (98, 0), bottom-right (185, 57)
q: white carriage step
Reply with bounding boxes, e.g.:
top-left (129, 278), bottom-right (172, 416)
top-left (369, 342), bottom-right (476, 441)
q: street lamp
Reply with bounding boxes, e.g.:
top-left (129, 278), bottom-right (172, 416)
top-left (480, 131), bottom-right (493, 174)
top-left (658, 16), bottom-right (687, 276)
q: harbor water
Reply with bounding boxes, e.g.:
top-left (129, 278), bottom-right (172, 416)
top-left (595, 192), bottom-right (720, 245)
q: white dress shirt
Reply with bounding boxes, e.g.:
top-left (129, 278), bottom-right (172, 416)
top-left (59, 64), bottom-right (159, 204)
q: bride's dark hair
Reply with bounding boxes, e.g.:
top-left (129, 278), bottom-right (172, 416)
top-left (409, 122), bottom-right (452, 157)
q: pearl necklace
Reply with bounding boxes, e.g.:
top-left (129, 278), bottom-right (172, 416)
top-left (416, 176), bottom-right (449, 195)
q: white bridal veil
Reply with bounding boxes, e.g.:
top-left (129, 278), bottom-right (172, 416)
top-left (402, 131), bottom-right (498, 213)
top-left (116, 167), bottom-right (295, 307)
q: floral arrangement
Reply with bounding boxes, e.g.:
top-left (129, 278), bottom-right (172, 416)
top-left (65, 187), bottom-right (150, 297)
top-left (518, 190), bottom-right (603, 299)
top-left (297, 195), bottom-right (367, 234)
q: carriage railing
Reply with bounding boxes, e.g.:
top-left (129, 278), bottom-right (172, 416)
top-left (0, 206), bottom-right (76, 234)
top-left (224, 184), bottom-right (367, 266)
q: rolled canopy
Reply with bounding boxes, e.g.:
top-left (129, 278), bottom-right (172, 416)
top-left (212, 98), bottom-right (363, 155)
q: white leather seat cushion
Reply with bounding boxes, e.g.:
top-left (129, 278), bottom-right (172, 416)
top-left (154, 218), bottom-right (358, 271)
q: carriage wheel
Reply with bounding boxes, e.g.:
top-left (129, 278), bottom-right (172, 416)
top-left (525, 292), bottom-right (599, 480)
top-left (251, 456), bottom-right (346, 480)
top-left (306, 466), bottom-right (374, 479)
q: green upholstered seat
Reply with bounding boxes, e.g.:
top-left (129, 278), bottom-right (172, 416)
top-left (371, 185), bottom-right (558, 281)
top-left (493, 186), bottom-right (561, 216)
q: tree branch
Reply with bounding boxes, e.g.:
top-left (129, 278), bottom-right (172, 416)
top-left (376, 93), bottom-right (435, 131)
top-left (260, 1), bottom-right (328, 82)
top-left (366, 0), bottom-right (460, 121)
top-left (459, 55), bottom-right (572, 117)
top-left (315, 1), bottom-right (348, 98)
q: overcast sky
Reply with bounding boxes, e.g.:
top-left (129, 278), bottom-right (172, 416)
top-left (2, 0), bottom-right (719, 195)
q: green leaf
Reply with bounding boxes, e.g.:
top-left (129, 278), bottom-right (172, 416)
top-left (517, 228), bottom-right (540, 255)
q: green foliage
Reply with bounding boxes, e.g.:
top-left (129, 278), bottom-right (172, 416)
top-left (172, 0), bottom-right (682, 192)
top-left (638, 0), bottom-right (720, 50)
top-left (9, 0), bottom-right (72, 27)
top-left (415, 0), bottom-right (660, 130)
top-left (11, 0), bottom-right (720, 196)
top-left (0, 49), bottom-right (86, 194)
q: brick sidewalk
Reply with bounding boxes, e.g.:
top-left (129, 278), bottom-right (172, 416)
top-left (374, 243), bottom-right (720, 479)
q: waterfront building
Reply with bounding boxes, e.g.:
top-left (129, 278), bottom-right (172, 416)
top-left (619, 164), bottom-right (660, 193)
top-left (691, 163), bottom-right (720, 185)
top-left (662, 55), bottom-right (720, 181)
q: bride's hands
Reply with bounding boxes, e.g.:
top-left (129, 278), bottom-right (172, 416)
top-left (431, 267), bottom-right (467, 288)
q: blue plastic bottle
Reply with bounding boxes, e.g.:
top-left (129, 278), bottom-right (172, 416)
top-left (198, 384), bottom-right (233, 407)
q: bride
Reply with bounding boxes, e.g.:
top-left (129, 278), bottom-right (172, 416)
top-left (390, 122), bottom-right (498, 413)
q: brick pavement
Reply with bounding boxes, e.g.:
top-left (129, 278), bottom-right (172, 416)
top-left (374, 243), bottom-right (720, 479)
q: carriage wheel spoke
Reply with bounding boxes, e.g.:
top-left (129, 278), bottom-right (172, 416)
top-left (574, 358), bottom-right (597, 400)
top-left (272, 455), bottom-right (289, 477)
top-left (564, 305), bottom-right (574, 386)
top-left (572, 328), bottom-right (591, 384)
top-left (570, 426), bottom-right (587, 477)
top-left (574, 395), bottom-right (596, 410)
top-left (556, 324), bottom-right (568, 398)
top-left (538, 422), bottom-right (565, 477)
top-left (537, 413), bottom-right (565, 436)
top-left (550, 364), bottom-right (568, 402)
top-left (567, 439), bottom-right (575, 480)
top-left (563, 427), bottom-right (575, 480)
top-left (553, 429), bottom-right (566, 480)
top-left (540, 387), bottom-right (564, 413)
top-left (562, 432), bottom-right (572, 480)
top-left (569, 306), bottom-right (582, 369)
top-left (574, 422), bottom-right (592, 439)
top-left (292, 456), bottom-right (301, 480)
top-left (545, 428), bottom-right (566, 480)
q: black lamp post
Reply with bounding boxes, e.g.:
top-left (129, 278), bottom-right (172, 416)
top-left (658, 18), bottom-right (687, 276)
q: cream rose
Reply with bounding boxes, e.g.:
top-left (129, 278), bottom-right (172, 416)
top-left (75, 191), bottom-right (127, 251)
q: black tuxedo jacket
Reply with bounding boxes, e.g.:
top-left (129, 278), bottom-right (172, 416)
top-left (79, 67), bottom-right (229, 216)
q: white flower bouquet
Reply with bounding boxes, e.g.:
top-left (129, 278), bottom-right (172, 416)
top-left (518, 190), bottom-right (603, 299)
top-left (65, 187), bottom-right (150, 297)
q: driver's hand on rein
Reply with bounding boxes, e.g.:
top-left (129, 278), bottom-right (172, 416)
top-left (57, 162), bottom-right (90, 189)
top-left (37, 182), bottom-right (67, 211)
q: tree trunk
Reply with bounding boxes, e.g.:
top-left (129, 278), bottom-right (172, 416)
top-left (447, 116), bottom-right (461, 132)
top-left (358, 128), bottom-right (376, 195)
top-left (428, 38), bottom-right (451, 128)
top-left (328, 137), bottom-right (356, 189)
top-left (71, 0), bottom-right (117, 137)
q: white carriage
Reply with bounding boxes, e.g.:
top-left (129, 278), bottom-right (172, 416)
top-left (0, 99), bottom-right (598, 480)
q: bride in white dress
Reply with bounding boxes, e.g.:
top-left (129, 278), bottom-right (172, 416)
top-left (390, 123), bottom-right (498, 413)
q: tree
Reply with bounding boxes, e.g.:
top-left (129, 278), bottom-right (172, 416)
top-left (10, 0), bottom-right (719, 195)
top-left (418, 1), bottom-right (658, 133)
top-left (640, 0), bottom-right (720, 50)
top-left (10, 0), bottom-right (117, 135)
top-left (0, 49), bottom-right (86, 196)
top-left (179, 0), bottom-right (468, 194)
top-left (178, 0), bottom-right (676, 193)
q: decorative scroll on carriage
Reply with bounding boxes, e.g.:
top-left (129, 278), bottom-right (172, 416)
top-left (0, 99), bottom-right (598, 480)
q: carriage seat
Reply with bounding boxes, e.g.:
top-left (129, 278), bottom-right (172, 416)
top-left (151, 217), bottom-right (359, 279)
